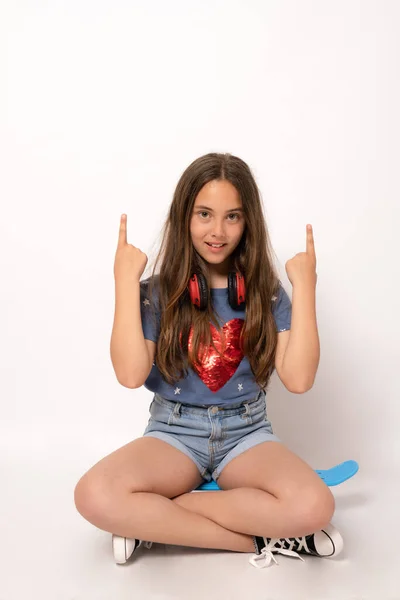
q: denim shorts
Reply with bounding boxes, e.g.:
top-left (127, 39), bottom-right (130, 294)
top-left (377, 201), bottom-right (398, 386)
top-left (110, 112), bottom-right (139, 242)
top-left (142, 389), bottom-right (280, 483)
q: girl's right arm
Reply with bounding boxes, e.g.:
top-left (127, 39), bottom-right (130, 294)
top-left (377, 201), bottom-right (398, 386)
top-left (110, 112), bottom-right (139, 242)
top-left (110, 214), bottom-right (153, 388)
top-left (110, 278), bottom-right (153, 388)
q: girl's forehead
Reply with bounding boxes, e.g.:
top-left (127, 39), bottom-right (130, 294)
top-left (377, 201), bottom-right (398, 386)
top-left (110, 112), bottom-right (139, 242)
top-left (196, 179), bottom-right (240, 201)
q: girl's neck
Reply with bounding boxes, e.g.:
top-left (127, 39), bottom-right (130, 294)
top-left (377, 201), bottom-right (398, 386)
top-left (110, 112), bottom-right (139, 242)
top-left (210, 276), bottom-right (228, 289)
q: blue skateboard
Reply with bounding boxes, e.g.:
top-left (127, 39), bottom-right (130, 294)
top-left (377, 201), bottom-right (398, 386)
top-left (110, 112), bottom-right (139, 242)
top-left (195, 459), bottom-right (359, 491)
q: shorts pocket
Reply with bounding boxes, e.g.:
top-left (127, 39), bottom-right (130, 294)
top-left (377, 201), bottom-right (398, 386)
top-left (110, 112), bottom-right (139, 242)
top-left (248, 397), bottom-right (267, 424)
top-left (149, 397), bottom-right (175, 426)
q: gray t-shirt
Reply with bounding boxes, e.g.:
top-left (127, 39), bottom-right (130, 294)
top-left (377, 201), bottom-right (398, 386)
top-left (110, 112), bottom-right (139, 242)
top-left (139, 276), bottom-right (292, 406)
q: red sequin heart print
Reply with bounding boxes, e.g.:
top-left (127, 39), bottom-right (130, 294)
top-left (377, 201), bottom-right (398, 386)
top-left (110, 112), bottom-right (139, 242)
top-left (188, 318), bottom-right (245, 392)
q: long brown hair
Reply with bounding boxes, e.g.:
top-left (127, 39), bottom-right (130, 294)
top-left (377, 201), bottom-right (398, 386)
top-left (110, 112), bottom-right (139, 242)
top-left (144, 152), bottom-right (282, 391)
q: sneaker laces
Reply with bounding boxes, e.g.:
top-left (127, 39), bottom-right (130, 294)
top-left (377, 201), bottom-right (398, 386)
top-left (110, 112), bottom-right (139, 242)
top-left (249, 536), bottom-right (310, 569)
top-left (136, 539), bottom-right (153, 550)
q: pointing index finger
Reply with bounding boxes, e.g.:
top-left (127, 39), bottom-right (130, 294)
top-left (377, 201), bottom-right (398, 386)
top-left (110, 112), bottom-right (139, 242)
top-left (118, 214), bottom-right (127, 246)
top-left (306, 224), bottom-right (316, 257)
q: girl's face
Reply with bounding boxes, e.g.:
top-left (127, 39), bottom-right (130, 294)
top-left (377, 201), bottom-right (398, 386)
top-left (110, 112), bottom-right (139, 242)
top-left (190, 180), bottom-right (246, 267)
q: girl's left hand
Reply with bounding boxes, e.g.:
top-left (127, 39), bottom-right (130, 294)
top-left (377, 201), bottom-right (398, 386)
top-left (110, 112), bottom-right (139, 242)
top-left (285, 224), bottom-right (318, 287)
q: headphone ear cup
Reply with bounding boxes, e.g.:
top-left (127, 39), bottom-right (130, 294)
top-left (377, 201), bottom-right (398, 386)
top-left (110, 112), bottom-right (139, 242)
top-left (188, 273), bottom-right (209, 310)
top-left (197, 273), bottom-right (209, 310)
top-left (228, 271), bottom-right (246, 310)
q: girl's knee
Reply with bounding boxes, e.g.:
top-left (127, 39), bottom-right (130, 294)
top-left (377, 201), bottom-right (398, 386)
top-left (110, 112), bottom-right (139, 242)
top-left (74, 474), bottom-right (113, 523)
top-left (296, 486), bottom-right (336, 531)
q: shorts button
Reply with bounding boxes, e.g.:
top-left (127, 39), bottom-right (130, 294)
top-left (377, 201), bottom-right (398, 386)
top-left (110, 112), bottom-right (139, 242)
top-left (211, 406), bottom-right (218, 414)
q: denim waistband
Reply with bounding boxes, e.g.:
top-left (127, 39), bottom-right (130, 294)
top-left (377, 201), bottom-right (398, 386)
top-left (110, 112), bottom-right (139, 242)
top-left (153, 389), bottom-right (266, 417)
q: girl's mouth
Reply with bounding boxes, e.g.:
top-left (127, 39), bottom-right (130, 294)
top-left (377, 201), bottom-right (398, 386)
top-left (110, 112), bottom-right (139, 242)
top-left (205, 242), bottom-right (227, 253)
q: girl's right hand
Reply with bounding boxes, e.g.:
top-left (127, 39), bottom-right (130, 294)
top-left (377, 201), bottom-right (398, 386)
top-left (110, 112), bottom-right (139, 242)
top-left (114, 214), bottom-right (148, 282)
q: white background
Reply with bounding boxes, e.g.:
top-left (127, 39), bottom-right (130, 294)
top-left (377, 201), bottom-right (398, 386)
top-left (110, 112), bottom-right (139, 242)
top-left (1, 1), bottom-right (399, 599)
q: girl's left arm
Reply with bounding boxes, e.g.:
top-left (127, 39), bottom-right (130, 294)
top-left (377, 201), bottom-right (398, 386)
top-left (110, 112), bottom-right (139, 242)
top-left (281, 280), bottom-right (320, 393)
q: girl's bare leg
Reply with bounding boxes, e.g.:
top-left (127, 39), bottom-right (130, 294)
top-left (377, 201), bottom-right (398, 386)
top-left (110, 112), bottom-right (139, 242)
top-left (74, 437), bottom-right (255, 552)
top-left (172, 442), bottom-right (336, 538)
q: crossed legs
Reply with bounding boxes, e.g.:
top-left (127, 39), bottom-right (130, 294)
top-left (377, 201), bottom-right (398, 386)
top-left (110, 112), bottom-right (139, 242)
top-left (74, 437), bottom-right (335, 552)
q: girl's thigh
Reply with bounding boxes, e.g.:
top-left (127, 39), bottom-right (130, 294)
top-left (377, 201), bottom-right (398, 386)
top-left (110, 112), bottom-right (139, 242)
top-left (218, 440), bottom-right (334, 504)
top-left (74, 436), bottom-right (204, 515)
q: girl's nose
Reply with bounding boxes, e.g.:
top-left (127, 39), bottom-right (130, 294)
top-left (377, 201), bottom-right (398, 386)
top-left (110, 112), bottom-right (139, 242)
top-left (211, 222), bottom-right (226, 237)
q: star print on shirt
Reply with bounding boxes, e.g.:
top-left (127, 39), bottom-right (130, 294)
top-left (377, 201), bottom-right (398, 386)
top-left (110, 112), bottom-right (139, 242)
top-left (143, 298), bottom-right (150, 307)
top-left (238, 383), bottom-right (243, 391)
top-left (174, 387), bottom-right (181, 395)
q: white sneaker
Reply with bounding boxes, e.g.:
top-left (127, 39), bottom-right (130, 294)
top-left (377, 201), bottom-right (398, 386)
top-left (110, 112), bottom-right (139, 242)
top-left (250, 523), bottom-right (344, 569)
top-left (112, 535), bottom-right (153, 564)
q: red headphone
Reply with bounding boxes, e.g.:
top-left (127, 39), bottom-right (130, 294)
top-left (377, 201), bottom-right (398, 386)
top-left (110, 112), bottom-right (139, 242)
top-left (188, 272), bottom-right (246, 310)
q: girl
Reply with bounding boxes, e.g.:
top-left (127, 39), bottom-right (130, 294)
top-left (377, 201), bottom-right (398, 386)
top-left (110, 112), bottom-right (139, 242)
top-left (74, 152), bottom-right (343, 569)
